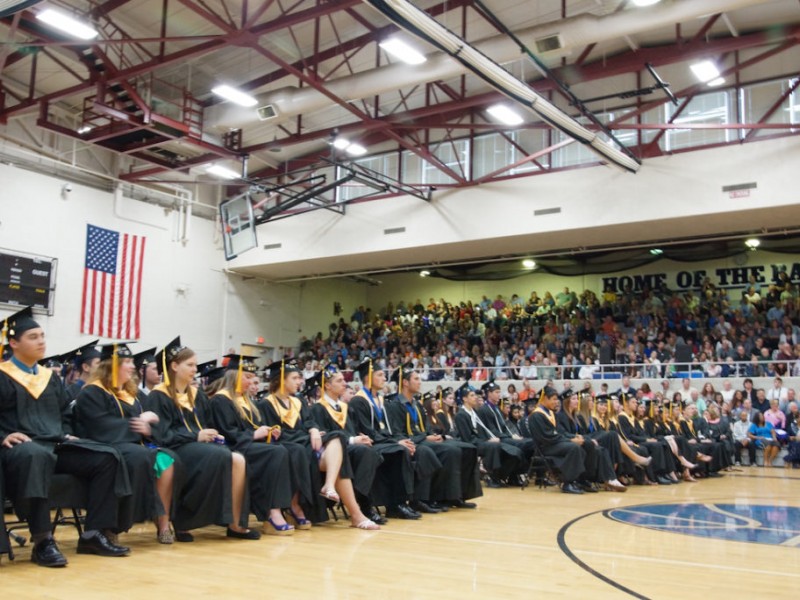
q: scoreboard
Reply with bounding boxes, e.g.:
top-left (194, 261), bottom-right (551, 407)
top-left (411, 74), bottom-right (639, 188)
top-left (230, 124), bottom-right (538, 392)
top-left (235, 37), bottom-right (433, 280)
top-left (0, 248), bottom-right (57, 313)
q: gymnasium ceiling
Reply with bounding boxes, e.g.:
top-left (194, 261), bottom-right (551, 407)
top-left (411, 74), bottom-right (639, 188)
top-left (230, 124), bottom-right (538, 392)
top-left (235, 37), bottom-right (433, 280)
top-left (0, 0), bottom-right (798, 197)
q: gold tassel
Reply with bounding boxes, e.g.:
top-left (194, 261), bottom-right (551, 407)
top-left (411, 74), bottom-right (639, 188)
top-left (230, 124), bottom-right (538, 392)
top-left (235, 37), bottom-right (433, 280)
top-left (280, 359), bottom-right (285, 395)
top-left (367, 360), bottom-right (373, 389)
top-left (0, 318), bottom-right (7, 360)
top-left (112, 344), bottom-right (119, 389)
top-left (235, 354), bottom-right (244, 394)
top-left (162, 347), bottom-right (170, 387)
top-left (321, 368), bottom-right (325, 397)
top-left (649, 399), bottom-right (654, 419)
top-left (398, 365), bottom-right (403, 390)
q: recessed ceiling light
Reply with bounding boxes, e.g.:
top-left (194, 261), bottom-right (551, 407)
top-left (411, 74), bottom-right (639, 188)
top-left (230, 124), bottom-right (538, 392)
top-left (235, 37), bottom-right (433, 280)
top-left (650, 248), bottom-right (664, 256)
top-left (77, 125), bottom-right (93, 134)
top-left (379, 38), bottom-right (427, 65)
top-left (744, 238), bottom-right (760, 249)
top-left (36, 9), bottom-right (98, 40)
top-left (211, 85), bottom-right (258, 107)
top-left (332, 137), bottom-right (351, 150)
top-left (487, 104), bottom-right (524, 126)
top-left (420, 270), bottom-right (431, 277)
top-left (522, 259), bottom-right (536, 269)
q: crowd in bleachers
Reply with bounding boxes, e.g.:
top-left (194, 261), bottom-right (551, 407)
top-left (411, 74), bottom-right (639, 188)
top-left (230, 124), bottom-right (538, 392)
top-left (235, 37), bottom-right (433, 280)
top-left (295, 272), bottom-right (800, 383)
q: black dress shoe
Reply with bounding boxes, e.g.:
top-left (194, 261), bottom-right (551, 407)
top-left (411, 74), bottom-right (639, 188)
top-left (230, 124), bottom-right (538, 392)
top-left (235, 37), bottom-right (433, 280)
top-left (656, 476), bottom-right (673, 485)
top-left (448, 499), bottom-right (477, 509)
top-left (578, 481), bottom-right (599, 493)
top-left (226, 527), bottom-right (261, 540)
top-left (366, 509), bottom-right (388, 525)
top-left (562, 482), bottom-right (584, 495)
top-left (31, 538), bottom-right (68, 568)
top-left (77, 532), bottom-right (130, 557)
top-left (386, 504), bottom-right (421, 520)
top-left (429, 501), bottom-right (449, 512)
top-left (412, 500), bottom-right (442, 514)
top-left (485, 477), bottom-right (506, 488)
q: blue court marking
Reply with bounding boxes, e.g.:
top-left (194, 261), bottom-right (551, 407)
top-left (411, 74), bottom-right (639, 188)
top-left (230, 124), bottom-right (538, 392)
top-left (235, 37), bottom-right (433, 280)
top-left (607, 503), bottom-right (800, 547)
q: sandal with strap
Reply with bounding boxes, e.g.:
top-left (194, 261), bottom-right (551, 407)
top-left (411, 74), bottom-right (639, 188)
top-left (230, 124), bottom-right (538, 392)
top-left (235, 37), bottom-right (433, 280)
top-left (350, 519), bottom-right (380, 531)
top-left (157, 528), bottom-right (175, 544)
top-left (320, 487), bottom-right (340, 503)
top-left (285, 508), bottom-right (312, 530)
top-left (263, 517), bottom-right (294, 536)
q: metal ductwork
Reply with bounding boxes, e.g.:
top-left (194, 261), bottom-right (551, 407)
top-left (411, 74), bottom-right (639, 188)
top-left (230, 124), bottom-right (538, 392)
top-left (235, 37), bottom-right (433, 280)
top-left (204, 0), bottom-right (771, 130)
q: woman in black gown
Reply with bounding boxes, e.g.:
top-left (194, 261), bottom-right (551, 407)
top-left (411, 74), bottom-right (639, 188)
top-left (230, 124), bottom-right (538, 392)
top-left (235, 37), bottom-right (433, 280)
top-left (146, 338), bottom-right (259, 541)
top-left (208, 355), bottom-right (295, 536)
top-left (75, 344), bottom-right (178, 543)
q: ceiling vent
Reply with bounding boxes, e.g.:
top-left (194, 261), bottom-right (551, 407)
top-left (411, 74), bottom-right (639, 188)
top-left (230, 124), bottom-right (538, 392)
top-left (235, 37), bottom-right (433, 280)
top-left (534, 34), bottom-right (564, 54)
top-left (257, 104), bottom-right (278, 121)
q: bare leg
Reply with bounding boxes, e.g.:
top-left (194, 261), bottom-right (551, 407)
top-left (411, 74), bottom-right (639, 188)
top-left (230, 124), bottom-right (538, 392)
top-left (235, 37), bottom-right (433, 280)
top-left (229, 452), bottom-right (250, 532)
top-left (156, 464), bottom-right (174, 534)
top-left (318, 438), bottom-right (343, 492)
top-left (621, 441), bottom-right (650, 465)
top-left (288, 491), bottom-right (306, 521)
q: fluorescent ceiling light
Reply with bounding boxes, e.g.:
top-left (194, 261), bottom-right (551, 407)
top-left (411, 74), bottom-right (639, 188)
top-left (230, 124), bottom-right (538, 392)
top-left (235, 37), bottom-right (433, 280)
top-left (379, 38), bottom-right (426, 65)
top-left (522, 259), bottom-right (536, 269)
top-left (206, 164), bottom-right (240, 179)
top-left (650, 248), bottom-right (663, 256)
top-left (36, 9), bottom-right (98, 40)
top-left (631, 0), bottom-right (661, 6)
top-left (420, 270), bottom-right (431, 277)
top-left (211, 85), bottom-right (257, 107)
top-left (487, 104), bottom-right (524, 126)
top-left (332, 137), bottom-right (351, 150)
top-left (707, 77), bottom-right (726, 87)
top-left (346, 143), bottom-right (367, 156)
top-left (77, 125), bottom-right (93, 134)
top-left (690, 60), bottom-right (721, 84)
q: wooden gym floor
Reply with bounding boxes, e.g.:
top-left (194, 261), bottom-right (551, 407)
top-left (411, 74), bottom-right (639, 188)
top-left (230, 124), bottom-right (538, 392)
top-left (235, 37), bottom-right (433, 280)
top-left (3, 468), bottom-right (798, 599)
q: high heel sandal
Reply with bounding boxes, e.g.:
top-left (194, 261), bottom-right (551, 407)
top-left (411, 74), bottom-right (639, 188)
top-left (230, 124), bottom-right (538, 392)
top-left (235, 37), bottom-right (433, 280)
top-left (263, 517), bottom-right (295, 536)
top-left (635, 456), bottom-right (653, 469)
top-left (284, 508), bottom-right (312, 530)
top-left (683, 469), bottom-right (697, 482)
top-left (157, 528), bottom-right (175, 544)
top-left (350, 519), bottom-right (380, 530)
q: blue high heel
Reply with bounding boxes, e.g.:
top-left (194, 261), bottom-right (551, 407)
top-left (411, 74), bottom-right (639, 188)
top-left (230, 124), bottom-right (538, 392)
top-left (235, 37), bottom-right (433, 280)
top-left (284, 508), bottom-right (312, 530)
top-left (263, 517), bottom-right (295, 536)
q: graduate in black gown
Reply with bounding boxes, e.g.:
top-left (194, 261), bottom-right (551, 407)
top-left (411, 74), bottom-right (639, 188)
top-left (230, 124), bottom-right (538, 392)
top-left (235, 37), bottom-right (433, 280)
top-left (146, 338), bottom-right (259, 541)
top-left (207, 355), bottom-right (296, 535)
top-left (64, 341), bottom-right (101, 401)
top-left (307, 364), bottom-right (381, 529)
top-left (617, 395), bottom-right (679, 484)
top-left (454, 384), bottom-right (525, 487)
top-left (348, 359), bottom-right (420, 520)
top-left (527, 386), bottom-right (587, 494)
top-left (0, 307), bottom-right (131, 567)
top-left (132, 347), bottom-right (159, 399)
top-left (679, 403), bottom-right (726, 476)
top-left (434, 387), bottom-right (458, 438)
top-left (477, 382), bottom-right (534, 484)
top-left (75, 343), bottom-right (180, 544)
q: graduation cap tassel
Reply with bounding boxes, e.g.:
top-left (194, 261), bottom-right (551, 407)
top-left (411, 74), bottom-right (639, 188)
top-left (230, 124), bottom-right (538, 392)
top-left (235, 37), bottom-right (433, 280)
top-left (112, 344), bottom-right (119, 389)
top-left (367, 360), bottom-right (373, 389)
top-left (162, 348), bottom-right (170, 387)
top-left (649, 399), bottom-right (654, 420)
top-left (280, 359), bottom-right (285, 395)
top-left (0, 319), bottom-right (7, 360)
top-left (235, 354), bottom-right (244, 394)
top-left (321, 368), bottom-right (325, 397)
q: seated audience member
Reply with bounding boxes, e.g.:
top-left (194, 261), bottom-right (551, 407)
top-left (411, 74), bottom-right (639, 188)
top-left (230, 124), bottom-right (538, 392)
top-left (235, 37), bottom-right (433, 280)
top-left (748, 411), bottom-right (780, 467)
top-left (732, 410), bottom-right (756, 466)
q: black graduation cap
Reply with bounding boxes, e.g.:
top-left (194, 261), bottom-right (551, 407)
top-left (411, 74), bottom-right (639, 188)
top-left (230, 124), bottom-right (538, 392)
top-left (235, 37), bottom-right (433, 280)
top-left (481, 381), bottom-right (500, 394)
top-left (356, 357), bottom-right (379, 382)
top-left (38, 354), bottom-right (63, 368)
top-left (62, 340), bottom-right (100, 368)
top-left (389, 362), bottom-right (414, 386)
top-left (98, 343), bottom-right (134, 361)
top-left (422, 391), bottom-right (435, 403)
top-left (203, 366), bottom-right (227, 385)
top-left (455, 381), bottom-right (473, 403)
top-left (3, 306), bottom-right (39, 339)
top-left (224, 354), bottom-right (259, 374)
top-left (155, 337), bottom-right (185, 374)
top-left (133, 347), bottom-right (157, 371)
top-left (196, 360), bottom-right (218, 378)
top-left (595, 396), bottom-right (609, 406)
top-left (542, 385), bottom-right (559, 399)
top-left (266, 359), bottom-right (301, 381)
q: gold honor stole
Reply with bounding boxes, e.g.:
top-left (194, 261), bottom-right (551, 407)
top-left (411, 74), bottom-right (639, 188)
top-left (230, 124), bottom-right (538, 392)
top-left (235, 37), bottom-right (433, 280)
top-left (534, 406), bottom-right (556, 428)
top-left (0, 361), bottom-right (53, 400)
top-left (267, 393), bottom-right (301, 429)
top-left (87, 381), bottom-right (136, 410)
top-left (153, 382), bottom-right (196, 411)
top-left (321, 398), bottom-right (347, 429)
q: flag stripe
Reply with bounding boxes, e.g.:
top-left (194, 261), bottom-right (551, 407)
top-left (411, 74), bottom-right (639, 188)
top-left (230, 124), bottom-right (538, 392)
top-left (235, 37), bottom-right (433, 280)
top-left (80, 224), bottom-right (146, 340)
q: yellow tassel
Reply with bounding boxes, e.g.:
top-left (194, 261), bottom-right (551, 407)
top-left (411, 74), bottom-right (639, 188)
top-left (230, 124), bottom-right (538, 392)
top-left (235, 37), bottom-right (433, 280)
top-left (367, 360), bottom-right (373, 389)
top-left (235, 354), bottom-right (244, 394)
top-left (321, 368), bottom-right (325, 396)
top-left (280, 359), bottom-right (285, 395)
top-left (538, 387), bottom-right (545, 404)
top-left (398, 365), bottom-right (403, 390)
top-left (112, 344), bottom-right (119, 389)
top-left (0, 319), bottom-right (7, 360)
top-left (649, 399), bottom-right (655, 419)
top-left (162, 347), bottom-right (170, 387)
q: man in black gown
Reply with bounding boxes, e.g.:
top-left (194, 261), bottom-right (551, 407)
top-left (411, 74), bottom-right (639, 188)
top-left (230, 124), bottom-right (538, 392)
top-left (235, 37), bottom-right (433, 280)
top-left (527, 386), bottom-right (587, 494)
top-left (477, 382), bottom-right (534, 484)
top-left (0, 307), bottom-right (131, 567)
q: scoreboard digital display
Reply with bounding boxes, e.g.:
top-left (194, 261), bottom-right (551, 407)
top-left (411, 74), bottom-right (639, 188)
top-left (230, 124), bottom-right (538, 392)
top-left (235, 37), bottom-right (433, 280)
top-left (0, 248), bottom-right (57, 313)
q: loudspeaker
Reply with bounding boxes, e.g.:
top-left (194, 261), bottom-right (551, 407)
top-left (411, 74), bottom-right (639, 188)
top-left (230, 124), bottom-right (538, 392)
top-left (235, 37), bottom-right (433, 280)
top-left (675, 343), bottom-right (692, 373)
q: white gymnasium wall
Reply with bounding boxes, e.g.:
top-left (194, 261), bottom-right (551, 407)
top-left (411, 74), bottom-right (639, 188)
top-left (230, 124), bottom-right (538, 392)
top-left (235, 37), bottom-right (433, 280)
top-left (0, 164), bottom-right (226, 361)
top-left (227, 136), bottom-right (800, 276)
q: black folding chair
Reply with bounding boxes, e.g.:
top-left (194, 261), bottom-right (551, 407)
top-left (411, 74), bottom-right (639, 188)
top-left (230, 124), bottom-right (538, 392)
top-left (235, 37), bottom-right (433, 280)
top-left (526, 437), bottom-right (562, 490)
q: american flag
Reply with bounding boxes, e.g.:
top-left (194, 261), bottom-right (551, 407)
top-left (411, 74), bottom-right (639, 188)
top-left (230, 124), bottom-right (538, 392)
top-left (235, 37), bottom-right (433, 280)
top-left (80, 224), bottom-right (146, 339)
